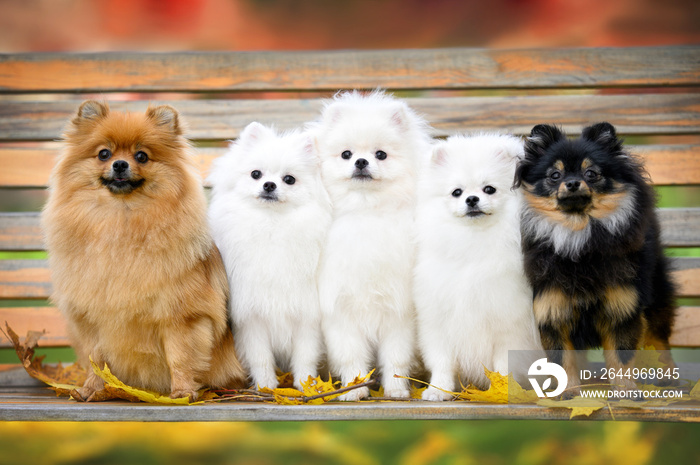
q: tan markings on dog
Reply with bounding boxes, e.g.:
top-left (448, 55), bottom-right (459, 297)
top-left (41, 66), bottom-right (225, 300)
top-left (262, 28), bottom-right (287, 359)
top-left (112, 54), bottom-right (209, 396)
top-left (603, 286), bottom-right (638, 321)
top-left (533, 288), bottom-right (571, 324)
top-left (602, 334), bottom-right (637, 390)
top-left (523, 186), bottom-right (591, 230)
top-left (558, 180), bottom-right (591, 196)
top-left (581, 158), bottom-right (593, 170)
top-left (589, 187), bottom-right (630, 220)
top-left (577, 181), bottom-right (590, 196)
top-left (562, 337), bottom-right (582, 396)
top-left (557, 183), bottom-right (568, 197)
top-left (554, 160), bottom-right (564, 171)
top-left (523, 189), bottom-right (557, 211)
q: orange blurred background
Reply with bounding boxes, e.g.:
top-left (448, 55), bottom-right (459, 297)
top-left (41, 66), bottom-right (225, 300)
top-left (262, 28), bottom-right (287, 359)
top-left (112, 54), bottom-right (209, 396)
top-left (1, 0), bottom-right (699, 52)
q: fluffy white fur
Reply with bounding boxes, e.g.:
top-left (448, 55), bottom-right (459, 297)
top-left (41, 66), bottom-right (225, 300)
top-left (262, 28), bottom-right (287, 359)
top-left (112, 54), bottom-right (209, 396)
top-left (414, 134), bottom-right (543, 401)
top-left (312, 90), bottom-right (431, 400)
top-left (208, 122), bottom-right (331, 390)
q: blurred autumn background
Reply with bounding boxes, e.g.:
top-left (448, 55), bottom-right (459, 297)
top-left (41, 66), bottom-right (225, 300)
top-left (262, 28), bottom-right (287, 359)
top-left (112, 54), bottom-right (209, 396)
top-left (1, 0), bottom-right (699, 464)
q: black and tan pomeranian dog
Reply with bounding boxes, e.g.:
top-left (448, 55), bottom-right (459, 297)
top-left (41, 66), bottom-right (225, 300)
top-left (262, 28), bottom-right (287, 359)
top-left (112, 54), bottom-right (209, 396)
top-left (513, 122), bottom-right (676, 394)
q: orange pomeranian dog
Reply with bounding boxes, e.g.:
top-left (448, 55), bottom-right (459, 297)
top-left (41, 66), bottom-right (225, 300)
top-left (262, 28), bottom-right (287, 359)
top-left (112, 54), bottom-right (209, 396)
top-left (42, 100), bottom-right (246, 401)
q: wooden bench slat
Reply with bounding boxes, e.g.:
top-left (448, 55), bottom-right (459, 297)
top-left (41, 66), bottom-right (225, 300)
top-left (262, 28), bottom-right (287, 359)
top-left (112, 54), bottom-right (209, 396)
top-left (1, 390), bottom-right (700, 422)
top-left (1, 47), bottom-right (698, 93)
top-left (1, 257), bottom-right (698, 300)
top-left (2, 305), bottom-right (697, 349)
top-left (0, 213), bottom-right (44, 251)
top-left (671, 307), bottom-right (700, 347)
top-left (2, 94), bottom-right (699, 142)
top-left (0, 306), bottom-right (66, 347)
top-left (0, 259), bottom-right (51, 299)
top-left (2, 145), bottom-right (699, 189)
top-left (658, 208), bottom-right (700, 247)
top-left (2, 209), bottom-right (697, 252)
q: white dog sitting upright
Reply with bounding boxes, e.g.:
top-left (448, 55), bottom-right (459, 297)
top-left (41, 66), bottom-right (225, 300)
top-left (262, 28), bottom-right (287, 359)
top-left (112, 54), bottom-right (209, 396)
top-left (208, 122), bottom-right (331, 390)
top-left (312, 90), bottom-right (431, 400)
top-left (414, 134), bottom-right (543, 401)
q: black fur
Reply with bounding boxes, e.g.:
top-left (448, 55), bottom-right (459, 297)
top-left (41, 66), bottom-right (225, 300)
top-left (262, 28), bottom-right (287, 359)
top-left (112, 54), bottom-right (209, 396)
top-left (514, 123), bottom-right (676, 380)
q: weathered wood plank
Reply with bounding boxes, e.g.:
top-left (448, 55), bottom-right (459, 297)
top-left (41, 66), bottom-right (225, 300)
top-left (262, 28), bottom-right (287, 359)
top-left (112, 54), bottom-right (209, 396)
top-left (0, 213), bottom-right (44, 250)
top-left (658, 208), bottom-right (700, 247)
top-left (2, 306), bottom-right (696, 349)
top-left (0, 245), bottom-right (698, 298)
top-left (2, 209), bottom-right (697, 252)
top-left (2, 145), bottom-right (699, 188)
top-left (0, 260), bottom-right (51, 299)
top-left (635, 145), bottom-right (700, 186)
top-left (0, 307), bottom-right (66, 347)
top-left (0, 258), bottom-right (697, 299)
top-left (0, 388), bottom-right (698, 422)
top-left (1, 47), bottom-right (698, 93)
top-left (1, 94), bottom-right (699, 142)
top-left (671, 307), bottom-right (700, 347)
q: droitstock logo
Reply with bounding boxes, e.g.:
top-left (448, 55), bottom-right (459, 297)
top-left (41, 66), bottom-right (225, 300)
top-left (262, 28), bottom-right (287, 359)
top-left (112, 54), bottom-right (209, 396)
top-left (528, 358), bottom-right (568, 398)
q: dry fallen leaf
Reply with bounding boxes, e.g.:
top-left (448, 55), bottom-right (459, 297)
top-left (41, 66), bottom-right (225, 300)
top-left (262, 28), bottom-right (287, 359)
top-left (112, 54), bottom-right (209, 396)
top-left (457, 368), bottom-right (539, 404)
top-left (89, 358), bottom-right (195, 405)
top-left (536, 396), bottom-right (606, 419)
top-left (2, 322), bottom-right (86, 396)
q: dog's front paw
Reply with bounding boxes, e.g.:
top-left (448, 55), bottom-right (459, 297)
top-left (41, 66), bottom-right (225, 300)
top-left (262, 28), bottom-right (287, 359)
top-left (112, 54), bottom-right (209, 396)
top-left (72, 385), bottom-right (103, 402)
top-left (170, 389), bottom-right (198, 402)
top-left (422, 387), bottom-right (453, 402)
top-left (340, 386), bottom-right (370, 401)
top-left (385, 388), bottom-right (411, 399)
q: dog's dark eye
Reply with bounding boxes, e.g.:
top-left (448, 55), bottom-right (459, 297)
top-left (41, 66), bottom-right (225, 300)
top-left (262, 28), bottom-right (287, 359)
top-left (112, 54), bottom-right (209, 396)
top-left (451, 188), bottom-right (463, 197)
top-left (98, 149), bottom-right (112, 161)
top-left (283, 175), bottom-right (296, 185)
top-left (134, 151), bottom-right (148, 164)
top-left (341, 150), bottom-right (352, 160)
top-left (549, 171), bottom-right (562, 181)
top-left (251, 170), bottom-right (262, 180)
top-left (584, 169), bottom-right (599, 181)
top-left (375, 150), bottom-right (387, 160)
top-left (483, 185), bottom-right (496, 195)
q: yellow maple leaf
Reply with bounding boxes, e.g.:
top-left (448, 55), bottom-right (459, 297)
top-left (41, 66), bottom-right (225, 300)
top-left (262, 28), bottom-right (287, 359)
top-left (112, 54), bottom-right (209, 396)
top-left (457, 368), bottom-right (538, 404)
top-left (299, 375), bottom-right (343, 404)
top-left (411, 386), bottom-right (427, 400)
top-left (90, 358), bottom-right (192, 405)
top-left (689, 379), bottom-right (700, 399)
top-left (537, 396), bottom-right (606, 419)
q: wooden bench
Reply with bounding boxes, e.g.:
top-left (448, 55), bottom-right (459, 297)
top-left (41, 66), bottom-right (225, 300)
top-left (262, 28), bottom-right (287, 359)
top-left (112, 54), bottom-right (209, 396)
top-left (1, 46), bottom-right (699, 421)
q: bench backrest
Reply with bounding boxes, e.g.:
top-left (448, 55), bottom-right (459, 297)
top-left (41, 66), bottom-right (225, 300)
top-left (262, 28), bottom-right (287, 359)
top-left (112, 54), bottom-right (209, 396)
top-left (1, 47), bottom-right (698, 348)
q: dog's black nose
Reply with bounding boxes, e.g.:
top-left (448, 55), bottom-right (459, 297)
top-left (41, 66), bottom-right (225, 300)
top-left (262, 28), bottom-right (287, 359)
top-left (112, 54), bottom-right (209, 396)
top-left (113, 160), bottom-right (129, 173)
top-left (466, 196), bottom-right (479, 207)
top-left (263, 181), bottom-right (277, 192)
top-left (565, 180), bottom-right (580, 192)
top-left (355, 158), bottom-right (369, 169)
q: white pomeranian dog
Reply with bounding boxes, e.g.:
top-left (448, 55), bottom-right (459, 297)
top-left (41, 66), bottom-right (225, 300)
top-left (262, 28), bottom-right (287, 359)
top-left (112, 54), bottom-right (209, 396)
top-left (414, 134), bottom-right (543, 401)
top-left (208, 122), bottom-right (332, 390)
top-left (311, 90), bottom-right (432, 400)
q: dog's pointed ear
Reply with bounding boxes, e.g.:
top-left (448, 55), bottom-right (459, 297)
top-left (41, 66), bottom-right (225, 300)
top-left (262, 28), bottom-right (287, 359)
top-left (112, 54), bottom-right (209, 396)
top-left (74, 100), bottom-right (109, 123)
top-left (525, 124), bottom-right (564, 156)
top-left (581, 122), bottom-right (620, 150)
top-left (238, 121), bottom-right (271, 143)
top-left (299, 133), bottom-right (319, 162)
top-left (147, 105), bottom-right (181, 135)
top-left (390, 103), bottom-right (410, 132)
top-left (430, 144), bottom-right (449, 167)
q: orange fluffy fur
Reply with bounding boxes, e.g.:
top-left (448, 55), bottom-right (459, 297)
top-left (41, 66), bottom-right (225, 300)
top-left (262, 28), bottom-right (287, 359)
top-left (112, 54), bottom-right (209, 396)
top-left (42, 100), bottom-right (246, 401)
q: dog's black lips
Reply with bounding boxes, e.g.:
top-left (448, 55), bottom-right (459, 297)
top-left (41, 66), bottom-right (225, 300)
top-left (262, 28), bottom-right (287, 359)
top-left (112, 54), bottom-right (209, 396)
top-left (259, 192), bottom-right (279, 202)
top-left (100, 177), bottom-right (145, 194)
top-left (465, 210), bottom-right (486, 218)
top-left (351, 169), bottom-right (373, 181)
top-left (557, 193), bottom-right (592, 213)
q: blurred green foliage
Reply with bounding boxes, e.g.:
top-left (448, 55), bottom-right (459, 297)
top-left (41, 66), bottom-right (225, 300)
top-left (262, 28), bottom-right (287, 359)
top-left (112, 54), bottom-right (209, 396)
top-left (0, 420), bottom-right (698, 465)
